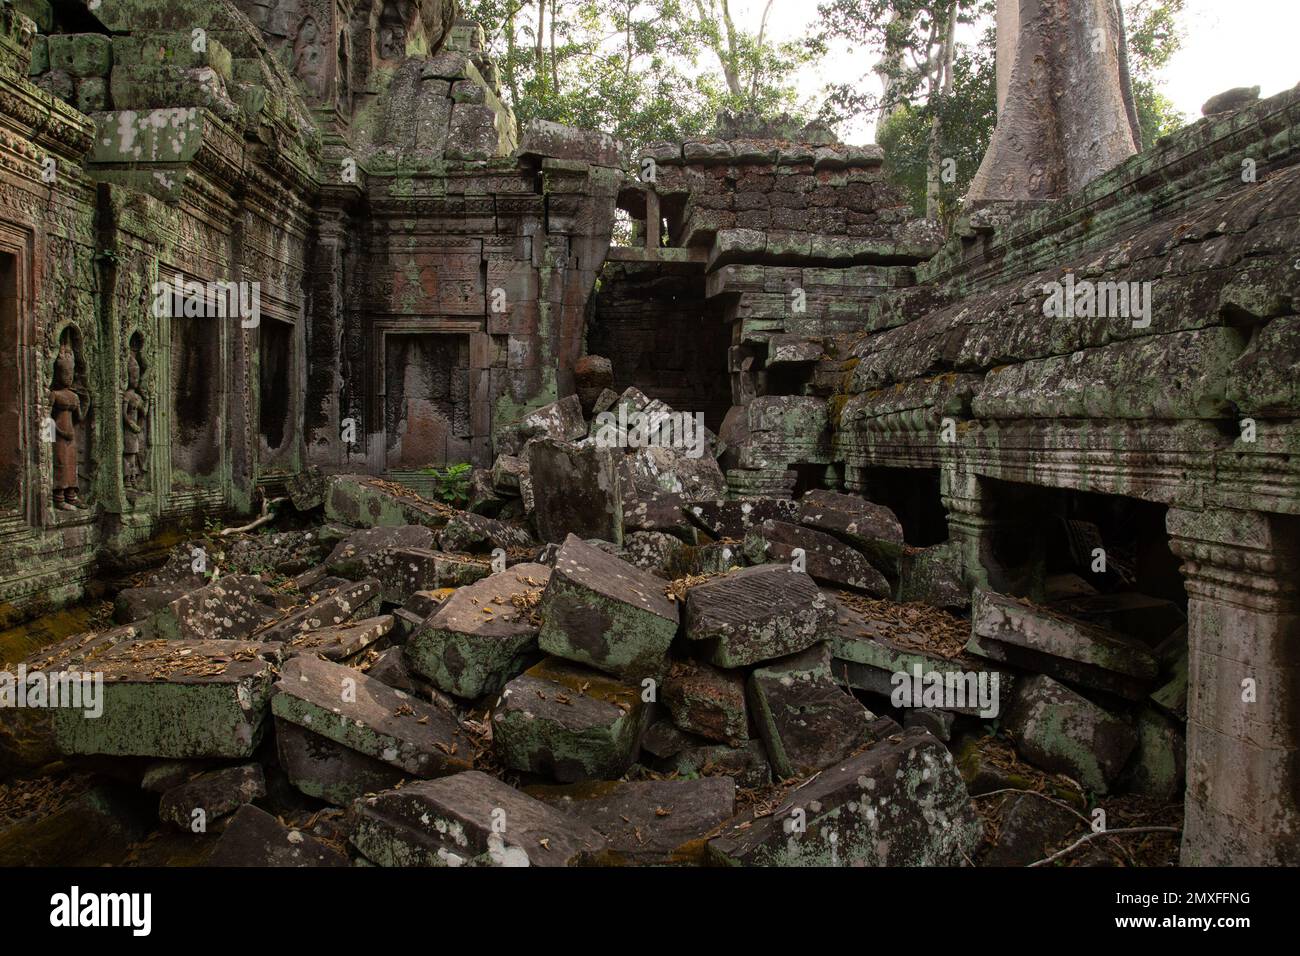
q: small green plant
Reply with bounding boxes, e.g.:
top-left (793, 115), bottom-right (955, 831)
top-left (424, 461), bottom-right (473, 507)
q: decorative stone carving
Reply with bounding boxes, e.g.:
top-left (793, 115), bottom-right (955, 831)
top-left (122, 336), bottom-right (148, 492)
top-left (292, 16), bottom-right (327, 99)
top-left (48, 331), bottom-right (89, 511)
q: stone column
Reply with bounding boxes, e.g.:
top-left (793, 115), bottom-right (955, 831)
top-left (1167, 506), bottom-right (1300, 865)
top-left (305, 207), bottom-right (349, 467)
top-left (942, 470), bottom-right (1020, 594)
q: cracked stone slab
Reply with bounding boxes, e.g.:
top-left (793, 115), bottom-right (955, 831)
top-left (271, 655), bottom-right (472, 778)
top-left (406, 563), bottom-right (552, 699)
top-left (743, 519), bottom-right (891, 596)
top-left (537, 535), bottom-right (680, 679)
top-left (528, 778), bottom-right (735, 865)
top-left (748, 643), bottom-right (876, 779)
top-left (348, 770), bottom-right (607, 867)
top-left (52, 639), bottom-right (282, 759)
top-left (967, 588), bottom-right (1158, 700)
top-left (798, 489), bottom-right (904, 557)
top-left (707, 726), bottom-right (982, 866)
top-left (491, 657), bottom-right (647, 782)
top-left (683, 564), bottom-right (834, 668)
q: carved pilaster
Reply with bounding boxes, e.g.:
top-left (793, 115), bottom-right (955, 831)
top-left (1167, 506), bottom-right (1300, 866)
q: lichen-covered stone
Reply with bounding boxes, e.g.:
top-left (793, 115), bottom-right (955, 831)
top-left (1006, 674), bottom-right (1137, 794)
top-left (743, 519), bottom-right (891, 596)
top-left (271, 655), bottom-right (472, 778)
top-left (663, 660), bottom-right (747, 745)
top-left (748, 643), bottom-right (875, 779)
top-left (349, 771), bottom-right (607, 867)
top-left (968, 588), bottom-right (1158, 700)
top-left (52, 640), bottom-right (282, 759)
top-left (148, 574), bottom-right (282, 641)
top-left (528, 439), bottom-right (623, 545)
top-left (406, 562), bottom-right (552, 698)
top-left (490, 657), bottom-right (647, 782)
top-left (536, 535), bottom-right (679, 679)
top-left (324, 475), bottom-right (455, 529)
top-left (255, 579), bottom-right (383, 644)
top-left (685, 497), bottom-right (800, 539)
top-left (707, 727), bottom-right (982, 866)
top-left (438, 511), bottom-right (536, 553)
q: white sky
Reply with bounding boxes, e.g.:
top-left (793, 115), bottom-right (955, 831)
top-left (727, 0), bottom-right (1300, 145)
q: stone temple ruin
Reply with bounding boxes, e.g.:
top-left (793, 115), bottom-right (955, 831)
top-left (0, 0), bottom-right (1295, 869)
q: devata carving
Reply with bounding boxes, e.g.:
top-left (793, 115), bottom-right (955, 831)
top-left (48, 330), bottom-right (89, 511)
top-left (292, 16), bottom-right (327, 99)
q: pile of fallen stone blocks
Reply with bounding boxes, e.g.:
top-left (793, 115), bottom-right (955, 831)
top-left (0, 389), bottom-right (1187, 867)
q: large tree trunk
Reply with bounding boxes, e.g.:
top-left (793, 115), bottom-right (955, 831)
top-left (995, 0), bottom-right (1019, 117)
top-left (968, 0), bottom-right (1140, 205)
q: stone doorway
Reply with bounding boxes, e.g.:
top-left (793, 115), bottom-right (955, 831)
top-left (0, 251), bottom-right (19, 513)
top-left (258, 315), bottom-right (296, 464)
top-left (169, 313), bottom-right (222, 484)
top-left (383, 331), bottom-right (470, 469)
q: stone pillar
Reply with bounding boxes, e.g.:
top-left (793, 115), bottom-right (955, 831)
top-left (305, 207), bottom-right (349, 467)
top-left (1168, 507), bottom-right (1300, 865)
top-left (943, 470), bottom-right (1005, 592)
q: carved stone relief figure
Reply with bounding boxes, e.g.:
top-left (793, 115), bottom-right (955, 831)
top-left (292, 16), bottom-right (328, 99)
top-left (337, 31), bottom-right (351, 108)
top-left (49, 329), bottom-right (89, 511)
top-left (123, 335), bottom-right (148, 492)
top-left (379, 1), bottom-right (406, 59)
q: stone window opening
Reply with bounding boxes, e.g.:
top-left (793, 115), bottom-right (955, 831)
top-left (979, 477), bottom-right (1188, 647)
top-left (858, 465), bottom-right (950, 548)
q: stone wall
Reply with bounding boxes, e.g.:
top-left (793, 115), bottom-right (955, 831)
top-left (0, 0), bottom-right (621, 621)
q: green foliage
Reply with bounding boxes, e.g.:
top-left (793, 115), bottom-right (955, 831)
top-left (460, 0), bottom-right (814, 151)
top-left (876, 30), bottom-right (996, 223)
top-left (424, 461), bottom-right (474, 507)
top-left (1125, 0), bottom-right (1190, 142)
top-left (820, 0), bottom-right (1187, 220)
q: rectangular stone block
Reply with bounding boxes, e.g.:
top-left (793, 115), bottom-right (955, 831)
top-left (53, 640), bottom-right (282, 759)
